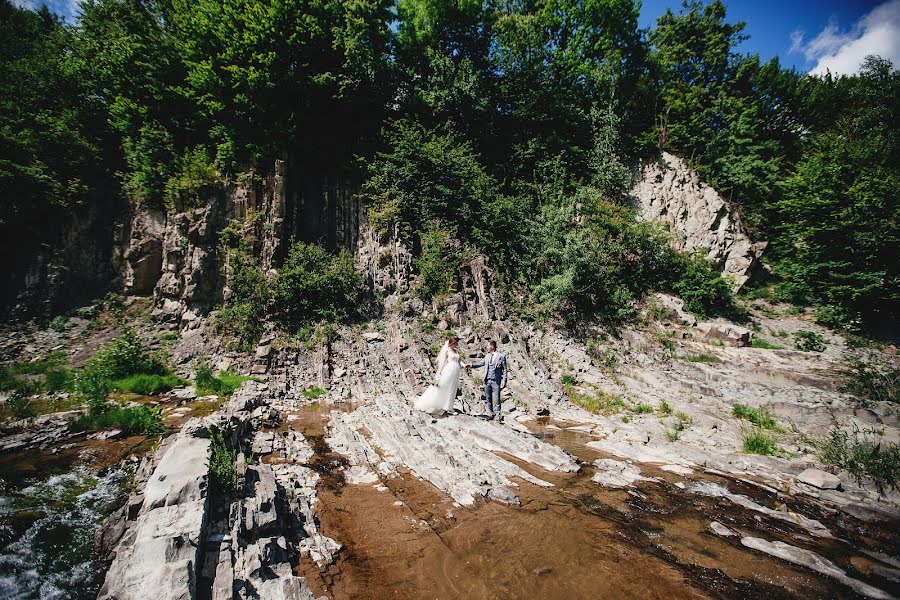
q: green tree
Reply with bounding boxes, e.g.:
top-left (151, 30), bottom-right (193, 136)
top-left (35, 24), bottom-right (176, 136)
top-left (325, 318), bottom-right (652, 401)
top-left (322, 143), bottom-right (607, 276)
top-left (0, 1), bottom-right (108, 305)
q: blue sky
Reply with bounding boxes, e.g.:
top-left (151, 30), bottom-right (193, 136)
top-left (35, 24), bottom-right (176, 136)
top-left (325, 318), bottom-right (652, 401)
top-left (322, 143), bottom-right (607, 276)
top-left (639, 0), bottom-right (899, 74)
top-left (15, 0), bottom-right (900, 76)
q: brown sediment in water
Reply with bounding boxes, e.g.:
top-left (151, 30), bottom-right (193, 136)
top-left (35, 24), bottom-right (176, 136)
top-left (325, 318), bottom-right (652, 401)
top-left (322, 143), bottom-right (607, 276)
top-left (278, 405), bottom-right (894, 600)
top-left (0, 434), bottom-right (152, 488)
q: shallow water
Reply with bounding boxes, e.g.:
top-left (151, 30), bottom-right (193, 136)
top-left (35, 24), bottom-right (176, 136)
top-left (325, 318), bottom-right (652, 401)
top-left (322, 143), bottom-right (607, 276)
top-left (278, 405), bottom-right (899, 600)
top-left (0, 468), bottom-right (123, 600)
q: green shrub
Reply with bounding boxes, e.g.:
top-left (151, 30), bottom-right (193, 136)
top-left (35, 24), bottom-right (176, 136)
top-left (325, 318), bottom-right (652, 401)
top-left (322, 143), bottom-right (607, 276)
top-left (560, 374), bottom-right (576, 386)
top-left (163, 146), bottom-right (218, 210)
top-left (814, 424), bottom-right (899, 489)
top-left (841, 353), bottom-right (899, 405)
top-left (670, 253), bottom-right (740, 319)
top-left (7, 389), bottom-right (38, 419)
top-left (633, 403), bottom-right (653, 414)
top-left (208, 427), bottom-right (238, 493)
top-left (216, 242), bottom-right (269, 350)
top-left (732, 403), bottom-right (780, 430)
top-left (302, 386), bottom-right (326, 400)
top-left (414, 223), bottom-right (459, 299)
top-left (793, 330), bottom-right (826, 352)
top-left (566, 387), bottom-right (623, 415)
top-left (658, 400), bottom-right (672, 415)
top-left (742, 430), bottom-right (779, 455)
top-left (110, 374), bottom-right (188, 395)
top-left (194, 361), bottom-right (255, 397)
top-left (89, 327), bottom-right (167, 380)
top-left (49, 315), bottom-right (69, 333)
top-left (270, 242), bottom-right (362, 328)
top-left (42, 368), bottom-right (74, 392)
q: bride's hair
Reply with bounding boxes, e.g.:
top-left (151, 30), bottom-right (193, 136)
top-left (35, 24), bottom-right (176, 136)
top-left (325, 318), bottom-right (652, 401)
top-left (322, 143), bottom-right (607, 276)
top-left (447, 336), bottom-right (459, 346)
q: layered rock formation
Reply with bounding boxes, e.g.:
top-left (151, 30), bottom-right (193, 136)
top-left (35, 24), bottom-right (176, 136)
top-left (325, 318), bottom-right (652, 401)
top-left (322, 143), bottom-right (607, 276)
top-left (630, 152), bottom-right (767, 289)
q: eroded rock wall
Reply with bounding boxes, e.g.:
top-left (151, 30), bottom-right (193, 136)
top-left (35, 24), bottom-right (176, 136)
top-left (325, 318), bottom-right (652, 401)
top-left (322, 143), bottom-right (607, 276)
top-left (630, 152), bottom-right (767, 289)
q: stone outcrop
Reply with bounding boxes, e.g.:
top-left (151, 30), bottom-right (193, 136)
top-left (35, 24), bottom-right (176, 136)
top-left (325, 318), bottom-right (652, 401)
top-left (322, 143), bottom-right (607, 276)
top-left (97, 430), bottom-right (210, 599)
top-left (630, 152), bottom-right (767, 289)
top-left (122, 208), bottom-right (166, 295)
top-left (97, 383), bottom-right (332, 600)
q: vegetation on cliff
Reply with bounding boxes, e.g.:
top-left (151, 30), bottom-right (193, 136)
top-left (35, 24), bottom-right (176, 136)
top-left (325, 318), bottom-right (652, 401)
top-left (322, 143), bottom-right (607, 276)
top-left (0, 0), bottom-right (897, 329)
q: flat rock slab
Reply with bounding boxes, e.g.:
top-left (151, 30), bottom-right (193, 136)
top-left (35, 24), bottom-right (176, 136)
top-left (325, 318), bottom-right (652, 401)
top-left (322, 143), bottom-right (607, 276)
top-left (796, 468), bottom-right (842, 490)
top-left (327, 394), bottom-right (579, 506)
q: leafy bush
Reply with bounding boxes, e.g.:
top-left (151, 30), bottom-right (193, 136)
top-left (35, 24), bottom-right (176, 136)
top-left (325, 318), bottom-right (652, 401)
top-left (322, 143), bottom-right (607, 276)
top-left (682, 353), bottom-right (720, 363)
top-left (732, 403), bottom-right (779, 430)
top-left (658, 400), bottom-right (672, 415)
top-left (49, 316), bottom-right (69, 333)
top-left (669, 254), bottom-right (740, 319)
top-left (42, 368), bottom-right (74, 392)
top-left (270, 242), bottom-right (362, 327)
top-left (742, 429), bottom-right (779, 455)
top-left (793, 330), bottom-right (826, 352)
top-left (565, 387), bottom-right (624, 415)
top-left (88, 327), bottom-right (167, 380)
top-left (841, 353), bottom-right (899, 405)
top-left (414, 224), bottom-right (459, 299)
top-left (208, 427), bottom-right (238, 493)
top-left (362, 119), bottom-right (496, 241)
top-left (7, 389), bottom-right (38, 419)
top-left (302, 386), bottom-right (326, 400)
top-left (633, 403), bottom-right (654, 414)
top-left (163, 146), bottom-right (218, 210)
top-left (216, 242), bottom-right (269, 349)
top-left (814, 424), bottom-right (899, 490)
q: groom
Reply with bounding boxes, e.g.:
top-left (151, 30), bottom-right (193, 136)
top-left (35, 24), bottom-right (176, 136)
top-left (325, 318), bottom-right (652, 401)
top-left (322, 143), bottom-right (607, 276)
top-left (467, 340), bottom-right (508, 421)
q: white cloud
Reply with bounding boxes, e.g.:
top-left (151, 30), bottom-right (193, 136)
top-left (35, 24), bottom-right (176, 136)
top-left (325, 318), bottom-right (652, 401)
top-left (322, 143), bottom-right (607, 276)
top-left (789, 0), bottom-right (900, 76)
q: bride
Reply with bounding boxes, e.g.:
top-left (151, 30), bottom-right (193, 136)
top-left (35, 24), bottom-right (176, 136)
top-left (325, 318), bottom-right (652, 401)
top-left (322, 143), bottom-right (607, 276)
top-left (414, 336), bottom-right (466, 415)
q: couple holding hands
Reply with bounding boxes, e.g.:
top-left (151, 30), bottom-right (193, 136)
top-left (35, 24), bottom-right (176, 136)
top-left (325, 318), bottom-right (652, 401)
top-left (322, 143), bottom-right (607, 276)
top-left (413, 337), bottom-right (508, 421)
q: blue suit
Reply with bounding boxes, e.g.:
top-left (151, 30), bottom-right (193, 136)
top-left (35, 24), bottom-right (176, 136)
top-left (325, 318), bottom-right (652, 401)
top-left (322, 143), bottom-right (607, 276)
top-left (470, 351), bottom-right (508, 417)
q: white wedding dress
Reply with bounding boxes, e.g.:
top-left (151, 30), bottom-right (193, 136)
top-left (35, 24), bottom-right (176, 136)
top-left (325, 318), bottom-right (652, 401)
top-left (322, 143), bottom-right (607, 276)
top-left (414, 342), bottom-right (460, 414)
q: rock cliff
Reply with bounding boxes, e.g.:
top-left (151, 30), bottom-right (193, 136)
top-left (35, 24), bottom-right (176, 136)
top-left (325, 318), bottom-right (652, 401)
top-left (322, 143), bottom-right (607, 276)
top-left (630, 152), bottom-right (767, 289)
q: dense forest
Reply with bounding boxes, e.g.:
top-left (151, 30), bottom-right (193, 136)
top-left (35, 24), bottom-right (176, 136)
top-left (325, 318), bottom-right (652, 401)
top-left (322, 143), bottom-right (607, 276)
top-left (1, 0), bottom-right (897, 332)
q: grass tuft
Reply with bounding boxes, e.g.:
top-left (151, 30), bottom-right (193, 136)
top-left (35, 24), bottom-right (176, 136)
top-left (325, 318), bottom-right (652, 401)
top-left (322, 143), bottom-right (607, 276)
top-left (751, 337), bottom-right (785, 350)
top-left (742, 430), bottom-right (779, 455)
top-left (732, 403), bottom-right (780, 431)
top-left (111, 374), bottom-right (188, 396)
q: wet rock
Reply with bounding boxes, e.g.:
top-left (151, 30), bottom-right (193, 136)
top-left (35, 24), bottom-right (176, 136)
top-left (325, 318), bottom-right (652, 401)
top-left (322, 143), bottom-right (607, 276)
top-left (691, 482), bottom-right (832, 538)
top-left (741, 537), bottom-right (893, 599)
top-left (591, 459), bottom-right (654, 488)
top-left (708, 521), bottom-right (735, 537)
top-left (796, 468), bottom-right (841, 490)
